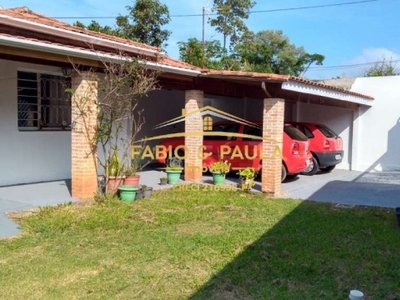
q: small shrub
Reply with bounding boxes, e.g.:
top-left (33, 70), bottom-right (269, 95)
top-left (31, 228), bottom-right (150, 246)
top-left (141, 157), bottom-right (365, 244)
top-left (209, 160), bottom-right (231, 174)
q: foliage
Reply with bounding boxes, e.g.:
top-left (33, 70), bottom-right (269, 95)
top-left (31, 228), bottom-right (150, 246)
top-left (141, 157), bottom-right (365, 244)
top-left (73, 0), bottom-right (171, 50)
top-left (364, 58), bottom-right (399, 77)
top-left (2, 189), bottom-right (400, 299)
top-left (178, 30), bottom-right (324, 75)
top-left (178, 38), bottom-right (241, 70)
top-left (234, 30), bottom-right (325, 76)
top-left (125, 146), bottom-right (148, 176)
top-left (166, 158), bottom-right (183, 171)
top-left (74, 20), bottom-right (118, 36)
top-left (209, 160), bottom-right (231, 174)
top-left (237, 167), bottom-right (256, 179)
top-left (69, 55), bottom-right (158, 193)
top-left (115, 0), bottom-right (171, 49)
top-left (107, 151), bottom-right (124, 177)
top-left (209, 0), bottom-right (256, 50)
top-left (237, 167), bottom-right (257, 191)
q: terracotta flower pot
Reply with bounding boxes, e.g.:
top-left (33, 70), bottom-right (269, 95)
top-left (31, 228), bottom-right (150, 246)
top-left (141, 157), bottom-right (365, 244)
top-left (124, 174), bottom-right (140, 187)
top-left (107, 176), bottom-right (124, 194)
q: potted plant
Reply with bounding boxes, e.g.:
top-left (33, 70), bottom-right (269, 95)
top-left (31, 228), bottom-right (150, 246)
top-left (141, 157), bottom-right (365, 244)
top-left (135, 186), bottom-right (145, 199)
top-left (123, 154), bottom-right (142, 187)
top-left (160, 176), bottom-right (168, 185)
top-left (142, 185), bottom-right (154, 198)
top-left (237, 167), bottom-right (257, 192)
top-left (118, 185), bottom-right (139, 203)
top-left (166, 158), bottom-right (183, 185)
top-left (106, 152), bottom-right (125, 193)
top-left (209, 160), bottom-right (231, 185)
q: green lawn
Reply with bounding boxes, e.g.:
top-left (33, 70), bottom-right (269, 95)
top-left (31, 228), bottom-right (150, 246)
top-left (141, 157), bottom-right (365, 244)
top-left (1, 185), bottom-right (399, 299)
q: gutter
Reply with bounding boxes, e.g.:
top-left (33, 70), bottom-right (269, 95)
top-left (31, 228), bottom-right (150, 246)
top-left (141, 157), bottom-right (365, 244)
top-left (0, 13), bottom-right (160, 57)
top-left (0, 35), bottom-right (201, 77)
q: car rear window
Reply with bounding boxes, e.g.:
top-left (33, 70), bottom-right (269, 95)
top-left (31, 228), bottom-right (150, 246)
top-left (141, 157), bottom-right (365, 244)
top-left (284, 125), bottom-right (308, 141)
top-left (243, 125), bottom-right (262, 141)
top-left (316, 124), bottom-right (338, 138)
top-left (204, 123), bottom-right (241, 141)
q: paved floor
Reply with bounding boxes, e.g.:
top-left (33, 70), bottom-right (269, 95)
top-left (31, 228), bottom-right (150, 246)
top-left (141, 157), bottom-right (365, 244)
top-left (141, 168), bottom-right (400, 208)
top-left (1, 169), bottom-right (399, 239)
top-left (0, 180), bottom-right (76, 239)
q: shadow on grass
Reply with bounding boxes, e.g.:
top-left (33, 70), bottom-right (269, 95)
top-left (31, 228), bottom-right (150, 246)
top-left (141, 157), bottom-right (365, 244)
top-left (188, 200), bottom-right (400, 300)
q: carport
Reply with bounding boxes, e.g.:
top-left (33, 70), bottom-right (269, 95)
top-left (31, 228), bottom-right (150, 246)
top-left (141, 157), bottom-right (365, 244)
top-left (156, 69), bottom-right (374, 197)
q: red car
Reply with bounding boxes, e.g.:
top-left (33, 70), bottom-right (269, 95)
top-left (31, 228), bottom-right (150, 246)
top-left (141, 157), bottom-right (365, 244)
top-left (157, 121), bottom-right (312, 182)
top-left (291, 122), bottom-right (344, 175)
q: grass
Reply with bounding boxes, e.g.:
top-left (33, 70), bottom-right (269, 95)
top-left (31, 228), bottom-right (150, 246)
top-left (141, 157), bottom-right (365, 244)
top-left (1, 185), bottom-right (400, 299)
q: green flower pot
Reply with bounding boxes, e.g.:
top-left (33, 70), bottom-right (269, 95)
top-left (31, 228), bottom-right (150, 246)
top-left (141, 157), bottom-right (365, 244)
top-left (212, 172), bottom-right (226, 185)
top-left (166, 170), bottom-right (182, 185)
top-left (119, 185), bottom-right (139, 203)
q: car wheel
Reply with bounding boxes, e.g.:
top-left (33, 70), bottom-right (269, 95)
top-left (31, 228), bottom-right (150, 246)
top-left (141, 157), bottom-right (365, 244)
top-left (301, 157), bottom-right (319, 176)
top-left (321, 165), bottom-right (336, 173)
top-left (281, 164), bottom-right (287, 182)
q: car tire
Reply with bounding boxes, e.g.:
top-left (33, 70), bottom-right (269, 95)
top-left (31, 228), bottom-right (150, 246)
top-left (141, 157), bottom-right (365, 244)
top-left (281, 164), bottom-right (287, 182)
top-left (286, 173), bottom-right (299, 179)
top-left (301, 157), bottom-right (319, 176)
top-left (321, 165), bottom-right (336, 173)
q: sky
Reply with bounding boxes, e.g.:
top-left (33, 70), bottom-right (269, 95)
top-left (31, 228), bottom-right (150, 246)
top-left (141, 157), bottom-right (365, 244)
top-left (1, 0), bottom-right (399, 79)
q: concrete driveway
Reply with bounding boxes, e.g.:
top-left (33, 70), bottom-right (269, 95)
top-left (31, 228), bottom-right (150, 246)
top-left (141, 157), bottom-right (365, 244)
top-left (142, 167), bottom-right (400, 208)
top-left (1, 169), bottom-right (399, 239)
top-left (279, 169), bottom-right (400, 208)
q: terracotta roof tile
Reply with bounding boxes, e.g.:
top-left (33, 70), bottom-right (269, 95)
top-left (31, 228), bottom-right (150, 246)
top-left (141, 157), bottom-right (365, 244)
top-left (289, 76), bottom-right (374, 100)
top-left (0, 7), bottom-right (373, 100)
top-left (158, 56), bottom-right (200, 71)
top-left (0, 32), bottom-right (130, 58)
top-left (200, 70), bottom-right (374, 100)
top-left (0, 6), bottom-right (160, 53)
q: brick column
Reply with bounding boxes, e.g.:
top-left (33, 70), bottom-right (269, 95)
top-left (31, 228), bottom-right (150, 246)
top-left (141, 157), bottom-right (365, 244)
top-left (71, 71), bottom-right (98, 200)
top-left (261, 98), bottom-right (285, 197)
top-left (184, 90), bottom-right (204, 182)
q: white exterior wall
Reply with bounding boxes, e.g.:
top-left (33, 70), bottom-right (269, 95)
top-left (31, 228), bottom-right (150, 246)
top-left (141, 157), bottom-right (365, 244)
top-left (351, 76), bottom-right (400, 172)
top-left (296, 102), bottom-right (353, 170)
top-left (0, 59), bottom-right (71, 186)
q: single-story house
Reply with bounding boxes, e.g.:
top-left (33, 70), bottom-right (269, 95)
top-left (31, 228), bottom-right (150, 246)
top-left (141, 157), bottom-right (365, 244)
top-left (2, 6), bottom-right (395, 201)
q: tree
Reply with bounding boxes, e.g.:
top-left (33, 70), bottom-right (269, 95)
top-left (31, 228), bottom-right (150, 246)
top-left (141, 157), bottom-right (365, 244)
top-left (178, 38), bottom-right (240, 70)
top-left (364, 58), bottom-right (399, 77)
top-left (234, 30), bottom-right (325, 76)
top-left (74, 20), bottom-right (118, 36)
top-left (115, 0), bottom-right (171, 49)
top-left (73, 0), bottom-right (171, 50)
top-left (209, 0), bottom-right (256, 50)
top-left (69, 54), bottom-right (159, 194)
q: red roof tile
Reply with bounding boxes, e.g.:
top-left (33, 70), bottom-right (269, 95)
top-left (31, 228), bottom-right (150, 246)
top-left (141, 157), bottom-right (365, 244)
top-left (158, 56), bottom-right (200, 71)
top-left (0, 6), bottom-right (373, 100)
top-left (0, 6), bottom-right (160, 53)
top-left (201, 70), bottom-right (374, 100)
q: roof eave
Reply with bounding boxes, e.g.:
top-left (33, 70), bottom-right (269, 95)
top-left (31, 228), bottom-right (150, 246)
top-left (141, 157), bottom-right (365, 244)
top-left (282, 80), bottom-right (374, 107)
top-left (0, 13), bottom-right (160, 57)
top-left (0, 34), bottom-right (201, 77)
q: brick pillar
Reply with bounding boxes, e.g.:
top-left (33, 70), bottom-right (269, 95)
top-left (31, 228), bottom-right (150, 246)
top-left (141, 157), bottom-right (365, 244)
top-left (184, 90), bottom-right (204, 182)
top-left (261, 98), bottom-right (285, 196)
top-left (71, 71), bottom-right (98, 200)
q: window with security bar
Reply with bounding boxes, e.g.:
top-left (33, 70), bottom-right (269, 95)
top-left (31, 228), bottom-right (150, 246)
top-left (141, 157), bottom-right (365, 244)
top-left (17, 71), bottom-right (71, 130)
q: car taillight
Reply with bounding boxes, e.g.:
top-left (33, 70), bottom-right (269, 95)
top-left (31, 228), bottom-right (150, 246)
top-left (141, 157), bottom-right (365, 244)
top-left (324, 140), bottom-right (330, 149)
top-left (292, 142), bottom-right (299, 155)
